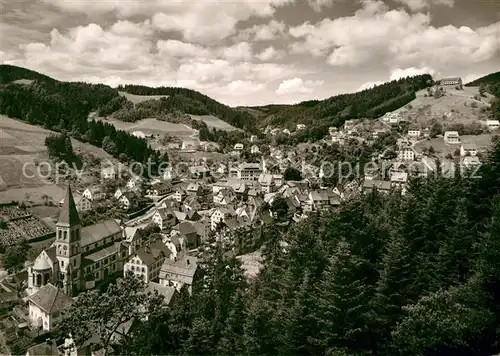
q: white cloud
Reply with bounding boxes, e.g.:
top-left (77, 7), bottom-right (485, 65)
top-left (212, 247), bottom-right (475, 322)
top-left (276, 77), bottom-right (324, 95)
top-left (237, 20), bottom-right (287, 42)
top-left (307, 0), bottom-right (343, 12)
top-left (289, 0), bottom-right (500, 74)
top-left (157, 39), bottom-right (210, 58)
top-left (219, 42), bottom-right (253, 62)
top-left (358, 66), bottom-right (435, 91)
top-left (358, 81), bottom-right (384, 91)
top-left (41, 0), bottom-right (293, 44)
top-left (256, 46), bottom-right (284, 61)
top-left (394, 0), bottom-right (455, 12)
top-left (389, 66), bottom-right (435, 80)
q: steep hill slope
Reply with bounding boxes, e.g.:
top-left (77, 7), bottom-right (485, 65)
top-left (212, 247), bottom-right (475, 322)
top-left (117, 84), bottom-right (256, 132)
top-left (465, 71), bottom-right (500, 87)
top-left (0, 65), bottom-right (255, 133)
top-left (243, 74), bottom-right (433, 141)
top-left (0, 64), bottom-right (56, 84)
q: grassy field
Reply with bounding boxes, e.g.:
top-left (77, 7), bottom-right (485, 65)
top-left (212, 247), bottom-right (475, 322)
top-left (102, 117), bottom-right (195, 137)
top-left (398, 86), bottom-right (492, 128)
top-left (0, 115), bottom-right (114, 204)
top-left (190, 114), bottom-right (240, 131)
top-left (414, 133), bottom-right (496, 157)
top-left (119, 91), bottom-right (169, 104)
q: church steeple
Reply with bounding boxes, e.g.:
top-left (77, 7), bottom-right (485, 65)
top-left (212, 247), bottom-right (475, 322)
top-left (58, 185), bottom-right (80, 227)
top-left (56, 185), bottom-right (82, 297)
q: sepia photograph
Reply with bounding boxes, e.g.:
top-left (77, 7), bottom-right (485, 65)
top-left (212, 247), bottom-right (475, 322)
top-left (0, 0), bottom-right (499, 355)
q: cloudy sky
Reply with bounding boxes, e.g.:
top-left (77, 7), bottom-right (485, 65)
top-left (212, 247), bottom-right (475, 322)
top-left (1, 0), bottom-right (499, 107)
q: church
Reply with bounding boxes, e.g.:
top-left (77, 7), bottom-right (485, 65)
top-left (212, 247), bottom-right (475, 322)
top-left (27, 186), bottom-right (128, 297)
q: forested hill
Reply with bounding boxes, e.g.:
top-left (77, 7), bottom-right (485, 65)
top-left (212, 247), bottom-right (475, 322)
top-left (0, 65), bottom-right (162, 165)
top-left (0, 65), bottom-right (256, 132)
top-left (0, 64), bottom-right (56, 84)
top-left (465, 72), bottom-right (500, 119)
top-left (465, 71), bottom-right (500, 87)
top-left (247, 74), bottom-right (433, 141)
top-left (117, 84), bottom-right (256, 132)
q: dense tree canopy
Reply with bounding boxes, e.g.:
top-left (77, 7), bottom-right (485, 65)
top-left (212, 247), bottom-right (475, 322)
top-left (105, 133), bottom-right (498, 355)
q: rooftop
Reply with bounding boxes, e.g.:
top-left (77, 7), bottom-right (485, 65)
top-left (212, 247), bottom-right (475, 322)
top-left (28, 283), bottom-right (72, 314)
top-left (81, 219), bottom-right (122, 248)
top-left (57, 186), bottom-right (80, 227)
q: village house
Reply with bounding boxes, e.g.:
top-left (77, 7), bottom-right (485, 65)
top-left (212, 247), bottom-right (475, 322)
top-left (75, 196), bottom-right (92, 213)
top-left (390, 171), bottom-right (408, 188)
top-left (183, 195), bottom-right (202, 211)
top-left (398, 147), bottom-right (415, 161)
top-left (126, 176), bottom-right (143, 191)
top-left (168, 143), bottom-right (180, 150)
top-left (486, 120), bottom-right (500, 131)
top-left (101, 166), bottom-right (116, 180)
top-left (148, 182), bottom-right (173, 197)
top-left (251, 145), bottom-right (260, 154)
top-left (213, 187), bottom-right (236, 205)
top-left (163, 166), bottom-right (176, 181)
top-left (462, 156), bottom-right (481, 170)
top-left (283, 129), bottom-right (291, 135)
top-left (123, 239), bottom-right (172, 283)
top-left (329, 126), bottom-right (338, 136)
top-left (407, 129), bottom-right (421, 139)
top-left (27, 283), bottom-right (72, 332)
top-left (189, 165), bottom-right (211, 179)
top-left (296, 124), bottom-right (306, 130)
top-left (258, 174), bottom-right (276, 194)
top-left (173, 188), bottom-right (186, 202)
top-left (82, 186), bottom-right (106, 201)
top-left (171, 221), bottom-right (200, 249)
top-left (444, 131), bottom-right (460, 144)
top-left (114, 187), bottom-right (125, 200)
top-left (234, 143), bottom-right (244, 151)
top-left (362, 179), bottom-right (392, 194)
top-left (119, 192), bottom-right (137, 209)
top-left (152, 208), bottom-right (177, 230)
top-left (159, 256), bottom-right (199, 295)
top-left (460, 143), bottom-right (478, 157)
top-left (186, 182), bottom-right (202, 196)
top-left (437, 77), bottom-right (462, 88)
top-left (304, 190), bottom-right (330, 212)
top-left (238, 163), bottom-right (263, 181)
top-left (250, 135), bottom-right (258, 143)
top-left (211, 206), bottom-right (237, 230)
top-left (181, 138), bottom-right (201, 151)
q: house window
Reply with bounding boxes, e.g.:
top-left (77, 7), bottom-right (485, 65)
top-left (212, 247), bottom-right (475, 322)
top-left (131, 266), bottom-right (135, 271)
top-left (112, 263), bottom-right (116, 271)
top-left (141, 267), bottom-right (145, 273)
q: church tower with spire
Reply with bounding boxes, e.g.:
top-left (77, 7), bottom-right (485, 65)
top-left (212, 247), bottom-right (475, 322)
top-left (55, 185), bottom-right (82, 296)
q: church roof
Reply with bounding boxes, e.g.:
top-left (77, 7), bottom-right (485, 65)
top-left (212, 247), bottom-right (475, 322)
top-left (33, 254), bottom-right (53, 271)
top-left (28, 283), bottom-right (72, 314)
top-left (57, 186), bottom-right (80, 227)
